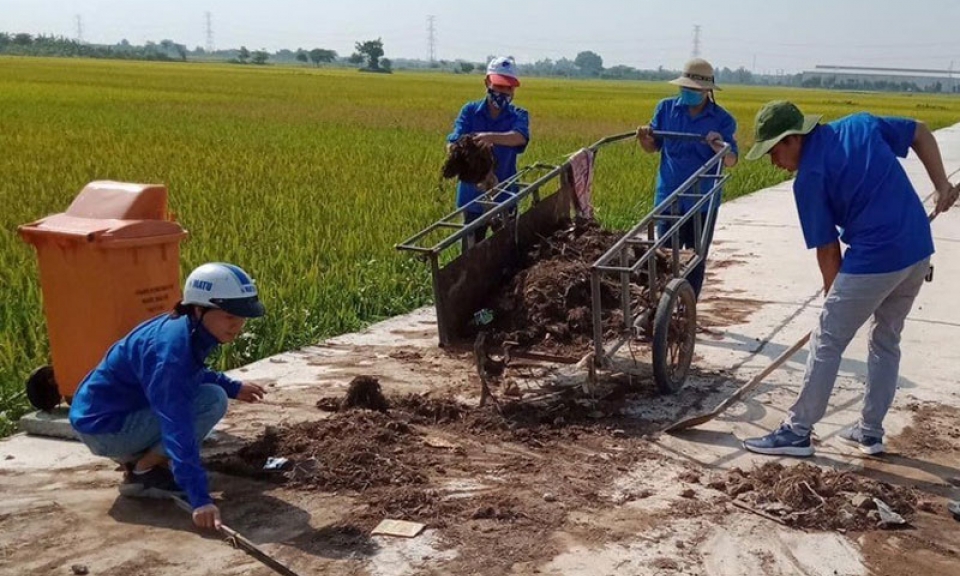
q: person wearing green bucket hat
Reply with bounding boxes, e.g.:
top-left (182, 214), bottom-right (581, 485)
top-left (744, 101), bottom-right (821, 163)
top-left (742, 101), bottom-right (959, 460)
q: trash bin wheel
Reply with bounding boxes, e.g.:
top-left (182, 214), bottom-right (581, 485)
top-left (652, 278), bottom-right (697, 394)
top-left (26, 365), bottom-right (61, 412)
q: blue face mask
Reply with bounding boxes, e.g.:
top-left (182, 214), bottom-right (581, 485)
top-left (487, 88), bottom-right (513, 110)
top-left (678, 88), bottom-right (706, 106)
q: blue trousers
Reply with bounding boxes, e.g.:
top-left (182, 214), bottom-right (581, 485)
top-left (656, 208), bottom-right (717, 299)
top-left (75, 384), bottom-right (228, 463)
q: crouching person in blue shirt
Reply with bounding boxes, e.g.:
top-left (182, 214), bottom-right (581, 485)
top-left (447, 56), bottom-right (530, 250)
top-left (742, 101), bottom-right (959, 458)
top-left (70, 263), bottom-right (267, 530)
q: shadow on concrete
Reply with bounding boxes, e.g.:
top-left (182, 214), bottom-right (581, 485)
top-left (107, 473), bottom-right (379, 563)
top-left (703, 331), bottom-right (922, 392)
top-left (697, 282), bottom-right (924, 392)
top-left (660, 388), bottom-right (877, 470)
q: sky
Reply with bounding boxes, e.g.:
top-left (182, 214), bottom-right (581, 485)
top-left (5, 0), bottom-right (960, 74)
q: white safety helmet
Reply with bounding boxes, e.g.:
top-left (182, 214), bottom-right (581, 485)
top-left (182, 262), bottom-right (265, 318)
top-left (486, 56), bottom-right (520, 87)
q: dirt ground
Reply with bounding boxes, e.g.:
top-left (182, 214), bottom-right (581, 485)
top-left (202, 372), bottom-right (698, 574)
top-left (851, 402), bottom-right (960, 575)
top-left (3, 322), bottom-right (960, 575)
top-left (4, 257), bottom-right (960, 574)
top-left (0, 360), bottom-right (726, 576)
top-left (208, 380), bottom-right (960, 574)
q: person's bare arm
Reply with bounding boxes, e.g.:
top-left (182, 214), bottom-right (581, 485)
top-left (912, 121), bottom-right (958, 213)
top-left (817, 241), bottom-right (842, 295)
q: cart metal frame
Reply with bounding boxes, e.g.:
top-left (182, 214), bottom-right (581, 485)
top-left (398, 130), bottom-right (730, 394)
top-left (590, 136), bottom-right (730, 366)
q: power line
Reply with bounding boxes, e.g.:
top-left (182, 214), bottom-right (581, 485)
top-left (205, 12), bottom-right (215, 52)
top-left (427, 15), bottom-right (436, 63)
top-left (692, 24), bottom-right (701, 58)
top-left (710, 35), bottom-right (960, 50)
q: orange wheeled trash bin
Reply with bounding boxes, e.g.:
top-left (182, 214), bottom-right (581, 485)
top-left (18, 181), bottom-right (188, 410)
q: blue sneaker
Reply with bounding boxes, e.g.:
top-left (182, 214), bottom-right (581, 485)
top-left (838, 425), bottom-right (885, 455)
top-left (743, 424), bottom-right (814, 457)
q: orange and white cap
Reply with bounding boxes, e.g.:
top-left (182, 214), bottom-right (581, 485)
top-left (486, 56), bottom-right (520, 87)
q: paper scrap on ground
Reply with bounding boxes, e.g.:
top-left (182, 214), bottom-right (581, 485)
top-left (372, 519), bottom-right (426, 538)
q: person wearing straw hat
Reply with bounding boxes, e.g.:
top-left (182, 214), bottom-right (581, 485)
top-left (447, 56), bottom-right (530, 249)
top-left (741, 101), bottom-right (958, 458)
top-left (636, 58), bottom-right (739, 300)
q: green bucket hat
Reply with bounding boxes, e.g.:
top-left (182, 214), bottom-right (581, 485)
top-left (745, 101), bottom-right (822, 161)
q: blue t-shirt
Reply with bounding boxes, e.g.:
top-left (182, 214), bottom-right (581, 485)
top-left (446, 99), bottom-right (530, 214)
top-left (793, 113), bottom-right (933, 274)
top-left (650, 96), bottom-right (739, 212)
top-left (70, 314), bottom-right (242, 508)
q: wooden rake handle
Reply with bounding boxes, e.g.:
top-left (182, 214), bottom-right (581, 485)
top-left (665, 332), bottom-right (810, 432)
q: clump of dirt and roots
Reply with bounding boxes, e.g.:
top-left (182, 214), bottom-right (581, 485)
top-left (717, 462), bottom-right (918, 532)
top-left (344, 376), bottom-right (391, 412)
top-left (228, 379), bottom-right (659, 492)
top-left (209, 376), bottom-right (666, 571)
top-left (442, 135), bottom-right (496, 185)
top-left (210, 376), bottom-right (658, 526)
top-left (483, 218), bottom-right (670, 354)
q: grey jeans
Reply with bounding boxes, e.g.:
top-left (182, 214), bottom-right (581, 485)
top-left (786, 257), bottom-right (930, 437)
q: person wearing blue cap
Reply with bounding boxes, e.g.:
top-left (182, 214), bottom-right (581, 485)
top-left (636, 58), bottom-right (739, 300)
top-left (447, 56), bottom-right (531, 248)
top-left (69, 262), bottom-right (267, 531)
top-left (741, 101), bottom-right (958, 459)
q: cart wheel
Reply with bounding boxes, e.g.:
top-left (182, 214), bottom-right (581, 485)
top-left (26, 365), bottom-right (61, 412)
top-left (652, 278), bottom-right (697, 394)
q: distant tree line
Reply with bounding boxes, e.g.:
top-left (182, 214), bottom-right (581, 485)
top-left (190, 38), bottom-right (391, 71)
top-left (0, 30), bottom-right (392, 72)
top-left (0, 32), bottom-right (187, 61)
top-left (800, 75), bottom-right (957, 94)
top-left (3, 32), bottom-right (955, 94)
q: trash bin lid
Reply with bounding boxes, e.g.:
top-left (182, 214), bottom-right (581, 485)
top-left (67, 181), bottom-right (169, 221)
top-left (18, 214), bottom-right (186, 245)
